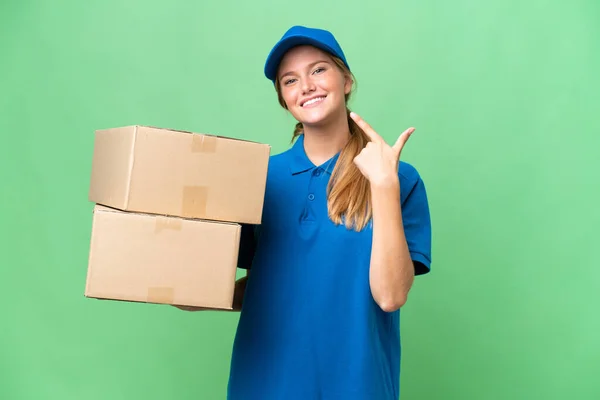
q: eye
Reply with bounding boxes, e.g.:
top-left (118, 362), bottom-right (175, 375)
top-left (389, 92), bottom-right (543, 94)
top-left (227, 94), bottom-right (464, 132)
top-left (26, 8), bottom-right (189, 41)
top-left (284, 78), bottom-right (296, 85)
top-left (313, 67), bottom-right (326, 74)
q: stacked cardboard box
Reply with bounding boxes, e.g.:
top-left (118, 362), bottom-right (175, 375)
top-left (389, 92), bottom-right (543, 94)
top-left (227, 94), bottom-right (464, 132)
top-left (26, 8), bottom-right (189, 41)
top-left (84, 125), bottom-right (270, 310)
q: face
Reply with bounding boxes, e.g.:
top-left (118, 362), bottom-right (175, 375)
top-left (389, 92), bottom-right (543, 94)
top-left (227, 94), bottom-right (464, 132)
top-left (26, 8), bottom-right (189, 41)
top-left (277, 45), bottom-right (352, 127)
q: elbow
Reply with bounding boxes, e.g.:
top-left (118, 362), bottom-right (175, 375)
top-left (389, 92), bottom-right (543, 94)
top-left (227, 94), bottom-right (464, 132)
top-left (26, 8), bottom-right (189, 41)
top-left (377, 294), bottom-right (407, 313)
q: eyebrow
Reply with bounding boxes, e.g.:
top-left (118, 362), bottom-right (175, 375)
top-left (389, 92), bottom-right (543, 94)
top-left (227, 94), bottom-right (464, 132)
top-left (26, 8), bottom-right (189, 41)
top-left (279, 60), bottom-right (330, 80)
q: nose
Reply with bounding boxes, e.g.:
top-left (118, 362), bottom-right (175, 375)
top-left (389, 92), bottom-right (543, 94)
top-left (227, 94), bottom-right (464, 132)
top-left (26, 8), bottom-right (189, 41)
top-left (301, 77), bottom-right (316, 94)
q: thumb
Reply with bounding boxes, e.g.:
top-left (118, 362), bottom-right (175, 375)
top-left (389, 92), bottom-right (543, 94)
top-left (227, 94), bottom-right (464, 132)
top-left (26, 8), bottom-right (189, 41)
top-left (392, 127), bottom-right (415, 155)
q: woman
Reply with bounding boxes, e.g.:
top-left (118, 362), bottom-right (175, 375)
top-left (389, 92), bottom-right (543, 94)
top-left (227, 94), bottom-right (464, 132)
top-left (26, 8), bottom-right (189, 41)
top-left (231, 25), bottom-right (432, 399)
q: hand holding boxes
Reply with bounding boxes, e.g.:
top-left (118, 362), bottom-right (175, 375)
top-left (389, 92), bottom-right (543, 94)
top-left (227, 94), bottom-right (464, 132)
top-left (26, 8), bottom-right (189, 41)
top-left (85, 125), bottom-right (270, 310)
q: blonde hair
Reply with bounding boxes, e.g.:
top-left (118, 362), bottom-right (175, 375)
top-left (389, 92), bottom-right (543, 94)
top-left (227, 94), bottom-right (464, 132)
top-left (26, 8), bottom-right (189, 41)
top-left (274, 55), bottom-right (372, 231)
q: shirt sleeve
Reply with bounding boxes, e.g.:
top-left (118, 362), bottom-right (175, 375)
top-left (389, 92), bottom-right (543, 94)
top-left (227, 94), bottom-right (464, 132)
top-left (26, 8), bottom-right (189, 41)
top-left (399, 165), bottom-right (432, 275)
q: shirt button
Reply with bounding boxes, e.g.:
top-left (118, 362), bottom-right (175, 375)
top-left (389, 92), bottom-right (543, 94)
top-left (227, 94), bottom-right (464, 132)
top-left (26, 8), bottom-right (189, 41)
top-left (313, 168), bottom-right (322, 177)
top-left (308, 194), bottom-right (315, 201)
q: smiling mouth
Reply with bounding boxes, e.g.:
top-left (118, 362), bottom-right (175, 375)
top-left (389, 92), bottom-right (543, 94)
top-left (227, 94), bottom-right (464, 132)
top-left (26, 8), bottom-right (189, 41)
top-left (301, 96), bottom-right (326, 107)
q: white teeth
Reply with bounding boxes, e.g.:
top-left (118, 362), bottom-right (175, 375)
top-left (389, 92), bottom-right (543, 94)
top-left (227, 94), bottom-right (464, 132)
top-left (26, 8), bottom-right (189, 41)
top-left (303, 97), bottom-right (325, 107)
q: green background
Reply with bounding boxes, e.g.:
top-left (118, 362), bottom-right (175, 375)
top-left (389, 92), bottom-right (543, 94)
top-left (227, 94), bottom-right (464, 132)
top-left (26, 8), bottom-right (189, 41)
top-left (1, 0), bottom-right (599, 399)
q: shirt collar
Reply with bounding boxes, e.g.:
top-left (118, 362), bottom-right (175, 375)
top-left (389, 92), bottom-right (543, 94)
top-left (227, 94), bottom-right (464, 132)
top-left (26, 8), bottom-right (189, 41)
top-left (288, 134), bottom-right (340, 175)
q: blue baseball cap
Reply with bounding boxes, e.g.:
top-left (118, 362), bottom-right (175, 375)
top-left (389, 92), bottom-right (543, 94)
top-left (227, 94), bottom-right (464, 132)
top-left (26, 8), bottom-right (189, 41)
top-left (264, 25), bottom-right (350, 83)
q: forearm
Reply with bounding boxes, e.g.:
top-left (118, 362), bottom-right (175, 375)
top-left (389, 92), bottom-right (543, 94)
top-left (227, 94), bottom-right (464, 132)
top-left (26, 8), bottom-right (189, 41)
top-left (369, 178), bottom-right (414, 312)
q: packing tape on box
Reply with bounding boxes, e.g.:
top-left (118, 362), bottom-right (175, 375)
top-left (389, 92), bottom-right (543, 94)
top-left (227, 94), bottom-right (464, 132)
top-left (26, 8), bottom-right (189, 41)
top-left (191, 134), bottom-right (217, 153)
top-left (154, 216), bottom-right (183, 233)
top-left (147, 287), bottom-right (175, 304)
top-left (182, 186), bottom-right (208, 217)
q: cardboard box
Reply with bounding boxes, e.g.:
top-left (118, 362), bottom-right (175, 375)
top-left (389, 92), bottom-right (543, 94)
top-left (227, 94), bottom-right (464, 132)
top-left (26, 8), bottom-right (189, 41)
top-left (88, 125), bottom-right (270, 224)
top-left (85, 205), bottom-right (240, 309)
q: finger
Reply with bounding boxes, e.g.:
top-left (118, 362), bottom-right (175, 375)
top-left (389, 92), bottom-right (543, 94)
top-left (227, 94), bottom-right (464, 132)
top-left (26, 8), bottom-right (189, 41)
top-left (349, 112), bottom-right (383, 143)
top-left (392, 127), bottom-right (415, 154)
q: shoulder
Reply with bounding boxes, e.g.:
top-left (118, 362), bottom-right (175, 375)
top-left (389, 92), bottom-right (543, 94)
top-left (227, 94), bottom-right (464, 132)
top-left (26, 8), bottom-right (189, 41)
top-left (270, 149), bottom-right (292, 161)
top-left (397, 161), bottom-right (429, 206)
top-left (264, 146), bottom-right (294, 179)
top-left (398, 161), bottom-right (423, 187)
top-left (267, 146), bottom-right (293, 166)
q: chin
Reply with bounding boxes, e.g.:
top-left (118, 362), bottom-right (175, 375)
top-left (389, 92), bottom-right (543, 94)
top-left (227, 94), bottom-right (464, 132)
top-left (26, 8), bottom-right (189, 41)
top-left (294, 106), bottom-right (340, 127)
top-left (300, 114), bottom-right (330, 126)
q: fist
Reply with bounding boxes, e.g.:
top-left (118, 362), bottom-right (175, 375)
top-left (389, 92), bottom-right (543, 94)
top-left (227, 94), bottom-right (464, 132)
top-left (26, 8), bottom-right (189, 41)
top-left (350, 112), bottom-right (415, 186)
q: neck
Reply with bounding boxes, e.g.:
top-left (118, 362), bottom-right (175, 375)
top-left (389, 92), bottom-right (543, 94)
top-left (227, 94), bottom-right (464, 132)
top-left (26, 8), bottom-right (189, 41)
top-left (301, 110), bottom-right (351, 166)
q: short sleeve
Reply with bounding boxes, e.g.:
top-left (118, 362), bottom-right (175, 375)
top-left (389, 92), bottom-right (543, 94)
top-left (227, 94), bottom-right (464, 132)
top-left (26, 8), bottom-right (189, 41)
top-left (399, 165), bottom-right (432, 275)
top-left (236, 223), bottom-right (259, 270)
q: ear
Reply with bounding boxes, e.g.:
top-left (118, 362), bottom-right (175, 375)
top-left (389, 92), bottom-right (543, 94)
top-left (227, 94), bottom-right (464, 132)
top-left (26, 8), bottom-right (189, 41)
top-left (344, 73), bottom-right (353, 95)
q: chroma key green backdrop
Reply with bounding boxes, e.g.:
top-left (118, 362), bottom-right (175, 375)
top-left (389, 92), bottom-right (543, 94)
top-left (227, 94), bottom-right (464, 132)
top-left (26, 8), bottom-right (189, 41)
top-left (1, 1), bottom-right (599, 399)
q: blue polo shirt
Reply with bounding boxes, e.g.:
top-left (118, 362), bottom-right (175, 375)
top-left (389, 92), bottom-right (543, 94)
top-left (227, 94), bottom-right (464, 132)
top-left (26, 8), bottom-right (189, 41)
top-left (228, 134), bottom-right (431, 400)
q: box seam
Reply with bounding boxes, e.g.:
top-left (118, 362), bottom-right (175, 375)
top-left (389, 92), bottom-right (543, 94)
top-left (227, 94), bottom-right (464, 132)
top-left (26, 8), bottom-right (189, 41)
top-left (124, 125), bottom-right (138, 208)
top-left (96, 205), bottom-right (241, 226)
top-left (139, 125), bottom-right (270, 145)
top-left (84, 206), bottom-right (99, 296)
